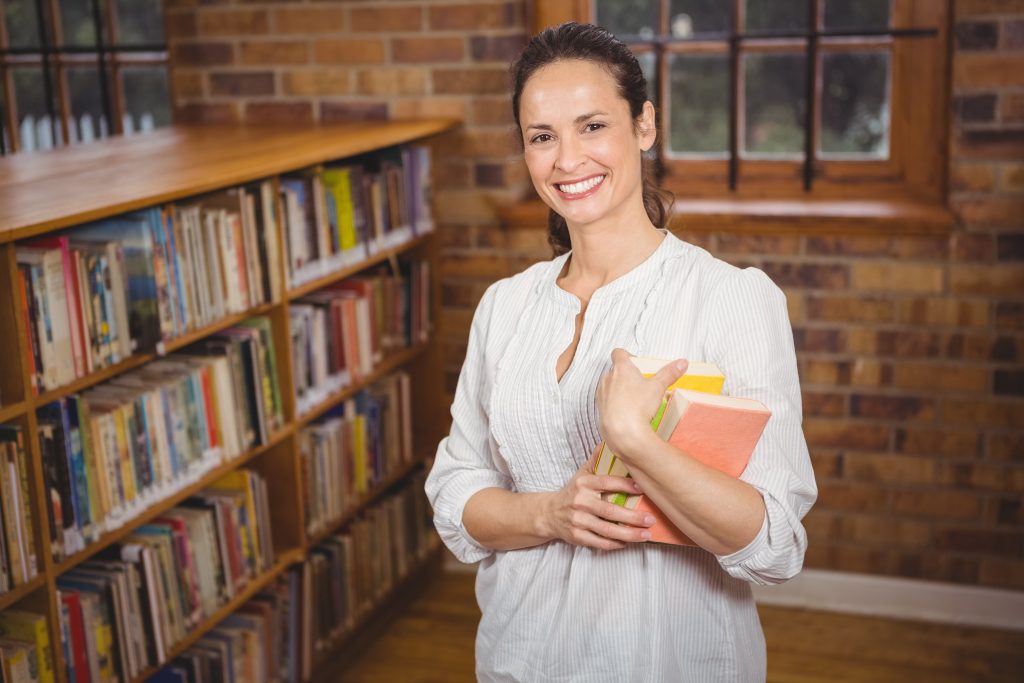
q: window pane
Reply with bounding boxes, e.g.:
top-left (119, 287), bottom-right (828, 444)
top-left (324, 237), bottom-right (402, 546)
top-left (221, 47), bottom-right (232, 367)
top-left (745, 0), bottom-right (808, 33)
top-left (637, 51), bottom-right (657, 106)
top-left (13, 67), bottom-right (60, 151)
top-left (595, 0), bottom-right (658, 38)
top-left (669, 0), bottom-right (730, 37)
top-left (743, 53), bottom-right (806, 156)
top-left (5, 0), bottom-right (43, 49)
top-left (59, 0), bottom-right (99, 47)
top-left (819, 51), bottom-right (890, 158)
top-left (824, 0), bottom-right (890, 31)
top-left (668, 54), bottom-right (729, 155)
top-left (66, 67), bottom-right (108, 144)
top-left (115, 0), bottom-right (164, 45)
top-left (123, 66), bottom-right (171, 131)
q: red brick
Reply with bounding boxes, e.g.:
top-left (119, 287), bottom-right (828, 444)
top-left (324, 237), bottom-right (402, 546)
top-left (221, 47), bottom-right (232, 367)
top-left (892, 363), bottom-right (988, 393)
top-left (197, 8), bottom-right (268, 36)
top-left (995, 369), bottom-right (1024, 396)
top-left (165, 10), bottom-right (198, 38)
top-left (433, 68), bottom-right (509, 95)
top-left (761, 263), bottom-right (848, 289)
top-left (815, 483), bottom-right (888, 511)
top-left (470, 34), bottom-right (528, 61)
top-left (172, 72), bottom-right (204, 99)
top-left (805, 235), bottom-right (891, 257)
top-left (350, 6), bottom-right (423, 32)
top-left (428, 3), bottom-right (522, 30)
top-left (320, 101), bottom-right (388, 123)
top-left (314, 39), bottom-right (386, 65)
top-left (991, 335), bottom-right (1021, 362)
top-left (989, 433), bottom-right (1024, 462)
top-left (891, 236), bottom-right (949, 261)
top-left (240, 40), bottom-right (308, 66)
top-left (803, 359), bottom-right (851, 385)
top-left (802, 391), bottom-right (846, 418)
top-left (282, 70), bottom-right (351, 97)
top-left (950, 264), bottom-right (1024, 297)
top-left (174, 102), bottom-right (239, 124)
top-left (895, 428), bottom-right (982, 458)
top-left (809, 449), bottom-right (843, 480)
top-left (988, 497), bottom-right (1023, 526)
top-left (171, 42), bottom-right (234, 67)
top-left (939, 462), bottom-right (1024, 492)
top-left (891, 490), bottom-right (982, 520)
top-left (392, 37), bottom-right (464, 63)
top-left (1001, 93), bottom-right (1024, 122)
top-left (441, 252), bottom-right (509, 279)
top-left (792, 328), bottom-right (843, 353)
top-left (245, 101), bottom-right (313, 125)
top-left (470, 97), bottom-right (514, 126)
top-left (935, 528), bottom-right (1023, 556)
top-left (850, 262), bottom-right (945, 294)
top-left (844, 453), bottom-right (936, 485)
top-left (803, 419), bottom-right (890, 450)
top-left (897, 298), bottom-right (990, 327)
top-left (999, 163), bottom-right (1024, 194)
top-left (851, 394), bottom-right (936, 421)
top-left (273, 6), bottom-right (346, 34)
top-left (942, 398), bottom-right (1024, 428)
top-left (952, 233), bottom-right (995, 262)
top-left (842, 514), bottom-right (933, 547)
top-left (391, 97), bottom-right (469, 121)
top-left (954, 53), bottom-right (1024, 88)
top-left (356, 68), bottom-right (429, 96)
top-left (979, 558), bottom-right (1024, 590)
top-left (807, 295), bottom-right (895, 324)
top-left (950, 162), bottom-right (996, 192)
top-left (996, 302), bottom-right (1024, 329)
top-left (956, 0), bottom-right (1024, 18)
top-left (209, 72), bottom-right (275, 97)
top-left (953, 128), bottom-right (1024, 161)
top-left (952, 196), bottom-right (1024, 228)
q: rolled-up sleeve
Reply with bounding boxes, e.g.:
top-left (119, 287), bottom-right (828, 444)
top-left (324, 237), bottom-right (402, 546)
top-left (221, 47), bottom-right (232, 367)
top-left (706, 267), bottom-right (817, 585)
top-left (425, 282), bottom-right (512, 564)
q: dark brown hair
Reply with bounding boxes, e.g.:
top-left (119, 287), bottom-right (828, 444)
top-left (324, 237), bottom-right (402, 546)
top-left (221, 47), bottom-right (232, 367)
top-left (510, 22), bottom-right (674, 255)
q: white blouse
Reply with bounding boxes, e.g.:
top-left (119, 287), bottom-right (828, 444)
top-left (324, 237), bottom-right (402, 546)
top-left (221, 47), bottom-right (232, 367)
top-left (425, 231), bottom-right (817, 682)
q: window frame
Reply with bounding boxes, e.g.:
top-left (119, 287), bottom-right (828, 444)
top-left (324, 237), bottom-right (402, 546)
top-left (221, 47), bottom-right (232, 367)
top-left (530, 0), bottom-right (952, 204)
top-left (0, 0), bottom-right (169, 156)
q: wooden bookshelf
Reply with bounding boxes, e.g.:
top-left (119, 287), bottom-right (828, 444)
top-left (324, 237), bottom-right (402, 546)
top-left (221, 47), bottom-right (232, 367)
top-left (0, 120), bottom-right (457, 682)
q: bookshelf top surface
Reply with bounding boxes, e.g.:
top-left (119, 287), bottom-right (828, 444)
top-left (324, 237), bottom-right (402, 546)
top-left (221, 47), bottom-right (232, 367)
top-left (0, 117), bottom-right (459, 243)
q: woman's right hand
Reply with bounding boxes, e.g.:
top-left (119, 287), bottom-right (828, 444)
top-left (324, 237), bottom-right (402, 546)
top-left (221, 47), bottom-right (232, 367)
top-left (539, 451), bottom-right (657, 551)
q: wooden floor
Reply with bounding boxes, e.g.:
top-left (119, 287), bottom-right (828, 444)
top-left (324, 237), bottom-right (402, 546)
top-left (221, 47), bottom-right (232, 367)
top-left (333, 570), bottom-right (1024, 683)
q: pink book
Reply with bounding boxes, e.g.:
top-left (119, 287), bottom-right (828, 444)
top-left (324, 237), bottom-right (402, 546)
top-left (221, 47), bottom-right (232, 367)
top-left (623, 388), bottom-right (771, 546)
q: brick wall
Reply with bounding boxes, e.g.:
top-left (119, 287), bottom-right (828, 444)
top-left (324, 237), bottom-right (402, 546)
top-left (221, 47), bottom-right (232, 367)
top-left (165, 1), bottom-right (1024, 590)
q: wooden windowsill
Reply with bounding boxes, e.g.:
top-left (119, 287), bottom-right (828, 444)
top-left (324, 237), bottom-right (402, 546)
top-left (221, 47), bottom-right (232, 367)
top-left (498, 197), bottom-right (956, 236)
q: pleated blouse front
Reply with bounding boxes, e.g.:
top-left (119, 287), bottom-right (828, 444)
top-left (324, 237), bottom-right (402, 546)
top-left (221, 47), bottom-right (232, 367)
top-left (425, 231), bottom-right (817, 682)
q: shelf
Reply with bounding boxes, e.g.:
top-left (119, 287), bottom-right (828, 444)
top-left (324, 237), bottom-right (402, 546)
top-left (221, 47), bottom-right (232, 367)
top-left (304, 456), bottom-right (428, 552)
top-left (0, 119), bottom-right (460, 244)
top-left (287, 232), bottom-right (433, 301)
top-left (0, 402), bottom-right (27, 424)
top-left (130, 546), bottom-right (305, 683)
top-left (53, 427), bottom-right (293, 576)
top-left (31, 301), bottom-right (279, 407)
top-left (296, 341), bottom-right (430, 428)
top-left (0, 574), bottom-right (47, 612)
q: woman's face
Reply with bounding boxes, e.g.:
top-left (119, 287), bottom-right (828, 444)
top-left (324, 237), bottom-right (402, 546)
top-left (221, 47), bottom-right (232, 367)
top-left (518, 58), bottom-right (655, 231)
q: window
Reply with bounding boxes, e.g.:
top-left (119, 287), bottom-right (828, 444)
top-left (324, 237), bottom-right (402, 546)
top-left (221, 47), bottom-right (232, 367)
top-left (0, 0), bottom-right (170, 156)
top-left (545, 0), bottom-right (950, 201)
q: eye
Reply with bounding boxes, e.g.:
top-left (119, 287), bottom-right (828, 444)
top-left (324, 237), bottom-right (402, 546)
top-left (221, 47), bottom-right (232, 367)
top-left (584, 122), bottom-right (605, 133)
top-left (530, 133), bottom-right (553, 144)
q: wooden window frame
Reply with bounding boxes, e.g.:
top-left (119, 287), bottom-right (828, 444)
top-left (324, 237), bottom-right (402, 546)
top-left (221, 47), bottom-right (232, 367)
top-left (530, 0), bottom-right (952, 206)
top-left (0, 0), bottom-right (168, 156)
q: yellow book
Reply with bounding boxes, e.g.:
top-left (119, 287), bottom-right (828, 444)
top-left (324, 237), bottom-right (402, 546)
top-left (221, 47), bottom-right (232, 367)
top-left (113, 407), bottom-right (137, 504)
top-left (0, 610), bottom-right (54, 683)
top-left (323, 168), bottom-right (357, 251)
top-left (353, 414), bottom-right (367, 495)
top-left (207, 470), bottom-right (261, 570)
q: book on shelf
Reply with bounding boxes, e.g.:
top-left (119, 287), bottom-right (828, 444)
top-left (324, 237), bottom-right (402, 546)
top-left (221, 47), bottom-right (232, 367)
top-left (290, 262), bottom-right (430, 416)
top-left (299, 371), bottom-right (414, 536)
top-left (0, 424), bottom-right (38, 593)
top-left (0, 610), bottom-right (54, 683)
top-left (55, 467), bottom-right (275, 682)
top-left (282, 145), bottom-right (434, 288)
top-left (13, 183), bottom-right (282, 396)
top-left (34, 317), bottom-right (280, 563)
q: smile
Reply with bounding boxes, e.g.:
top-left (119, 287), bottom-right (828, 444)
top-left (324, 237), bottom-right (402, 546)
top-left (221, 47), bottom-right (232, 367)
top-left (555, 175), bottom-right (605, 196)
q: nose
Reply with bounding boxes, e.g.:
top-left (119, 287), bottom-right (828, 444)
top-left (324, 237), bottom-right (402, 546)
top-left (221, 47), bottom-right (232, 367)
top-left (555, 135), bottom-right (586, 174)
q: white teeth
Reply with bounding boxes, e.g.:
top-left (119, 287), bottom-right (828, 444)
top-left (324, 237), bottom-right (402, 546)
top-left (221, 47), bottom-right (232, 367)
top-left (557, 176), bottom-right (604, 195)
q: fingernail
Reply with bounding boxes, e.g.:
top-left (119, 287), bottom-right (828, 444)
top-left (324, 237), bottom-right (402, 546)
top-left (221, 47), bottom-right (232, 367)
top-left (675, 359), bottom-right (688, 372)
top-left (633, 481), bottom-right (643, 492)
top-left (640, 531), bottom-right (651, 540)
top-left (644, 515), bottom-right (656, 526)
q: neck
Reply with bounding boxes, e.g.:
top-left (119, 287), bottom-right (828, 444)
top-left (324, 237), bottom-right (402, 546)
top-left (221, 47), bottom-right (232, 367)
top-left (560, 204), bottom-right (663, 290)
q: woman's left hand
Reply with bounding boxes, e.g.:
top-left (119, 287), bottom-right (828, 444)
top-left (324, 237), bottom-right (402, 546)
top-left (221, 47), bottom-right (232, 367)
top-left (596, 349), bottom-right (687, 457)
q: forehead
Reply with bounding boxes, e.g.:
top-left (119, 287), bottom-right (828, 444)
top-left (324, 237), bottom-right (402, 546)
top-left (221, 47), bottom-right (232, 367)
top-left (519, 59), bottom-right (626, 119)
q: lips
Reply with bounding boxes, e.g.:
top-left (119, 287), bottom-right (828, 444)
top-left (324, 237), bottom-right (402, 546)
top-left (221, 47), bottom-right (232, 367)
top-left (554, 174), bottom-right (605, 199)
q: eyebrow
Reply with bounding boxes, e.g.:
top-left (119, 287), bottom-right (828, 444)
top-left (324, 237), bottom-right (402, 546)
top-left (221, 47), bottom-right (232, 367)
top-left (525, 111), bottom-right (609, 131)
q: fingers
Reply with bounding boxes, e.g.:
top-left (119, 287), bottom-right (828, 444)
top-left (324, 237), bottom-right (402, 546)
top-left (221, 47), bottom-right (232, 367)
top-left (568, 511), bottom-right (649, 548)
top-left (610, 348), bottom-right (633, 365)
top-left (654, 358), bottom-right (688, 391)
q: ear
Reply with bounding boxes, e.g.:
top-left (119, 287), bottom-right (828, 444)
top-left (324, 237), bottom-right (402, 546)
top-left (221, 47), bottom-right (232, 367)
top-left (637, 100), bottom-right (657, 152)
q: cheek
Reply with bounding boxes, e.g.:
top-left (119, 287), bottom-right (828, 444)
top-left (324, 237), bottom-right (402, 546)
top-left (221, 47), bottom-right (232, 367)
top-left (523, 150), bottom-right (552, 185)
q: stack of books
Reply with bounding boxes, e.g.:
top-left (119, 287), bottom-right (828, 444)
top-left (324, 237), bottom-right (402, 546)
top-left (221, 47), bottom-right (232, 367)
top-left (0, 424), bottom-right (39, 593)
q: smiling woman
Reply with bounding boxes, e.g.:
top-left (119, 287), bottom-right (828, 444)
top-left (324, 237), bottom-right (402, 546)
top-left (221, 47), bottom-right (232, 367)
top-left (425, 22), bottom-right (816, 683)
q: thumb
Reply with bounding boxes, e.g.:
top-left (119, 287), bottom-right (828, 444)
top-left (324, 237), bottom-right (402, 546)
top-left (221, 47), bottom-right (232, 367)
top-left (653, 358), bottom-right (688, 391)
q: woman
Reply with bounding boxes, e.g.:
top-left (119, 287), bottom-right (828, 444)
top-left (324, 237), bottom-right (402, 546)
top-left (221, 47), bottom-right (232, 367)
top-left (425, 22), bottom-right (816, 682)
